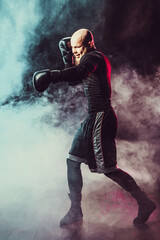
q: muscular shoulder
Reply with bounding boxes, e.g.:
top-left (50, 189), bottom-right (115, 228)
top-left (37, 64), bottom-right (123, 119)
top-left (80, 50), bottom-right (107, 66)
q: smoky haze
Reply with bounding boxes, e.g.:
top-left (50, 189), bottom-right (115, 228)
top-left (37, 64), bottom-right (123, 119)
top-left (0, 0), bottom-right (160, 234)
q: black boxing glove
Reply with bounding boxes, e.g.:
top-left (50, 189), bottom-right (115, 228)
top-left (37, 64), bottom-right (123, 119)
top-left (59, 37), bottom-right (72, 68)
top-left (59, 37), bottom-right (82, 86)
top-left (33, 69), bottom-right (60, 92)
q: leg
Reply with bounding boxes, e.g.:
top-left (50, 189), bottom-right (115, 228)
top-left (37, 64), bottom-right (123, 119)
top-left (105, 168), bottom-right (140, 192)
top-left (60, 159), bottom-right (83, 226)
top-left (105, 169), bottom-right (156, 224)
top-left (67, 158), bottom-right (83, 199)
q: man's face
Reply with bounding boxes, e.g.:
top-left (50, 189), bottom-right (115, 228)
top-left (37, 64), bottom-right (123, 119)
top-left (71, 36), bottom-right (87, 65)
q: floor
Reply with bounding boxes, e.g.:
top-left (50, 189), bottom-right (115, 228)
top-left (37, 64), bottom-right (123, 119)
top-left (0, 174), bottom-right (159, 240)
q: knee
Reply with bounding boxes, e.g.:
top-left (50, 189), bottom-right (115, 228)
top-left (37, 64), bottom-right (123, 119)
top-left (67, 158), bottom-right (81, 170)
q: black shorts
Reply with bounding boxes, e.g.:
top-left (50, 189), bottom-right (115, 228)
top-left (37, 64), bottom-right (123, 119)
top-left (68, 109), bottom-right (119, 173)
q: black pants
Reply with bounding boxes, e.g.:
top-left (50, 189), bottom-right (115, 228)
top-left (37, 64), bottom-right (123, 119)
top-left (67, 158), bottom-right (140, 200)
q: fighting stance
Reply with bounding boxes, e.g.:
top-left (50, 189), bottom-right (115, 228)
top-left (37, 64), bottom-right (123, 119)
top-left (33, 29), bottom-right (156, 226)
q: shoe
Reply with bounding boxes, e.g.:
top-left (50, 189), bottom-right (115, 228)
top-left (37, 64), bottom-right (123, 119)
top-left (60, 206), bottom-right (83, 226)
top-left (132, 190), bottom-right (156, 224)
top-left (60, 193), bottom-right (83, 226)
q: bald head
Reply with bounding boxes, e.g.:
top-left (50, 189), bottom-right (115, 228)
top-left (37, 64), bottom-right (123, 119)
top-left (71, 29), bottom-right (94, 47)
top-left (71, 29), bottom-right (95, 65)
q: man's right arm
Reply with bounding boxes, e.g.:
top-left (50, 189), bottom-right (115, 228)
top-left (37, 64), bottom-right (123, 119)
top-left (33, 52), bottom-right (98, 92)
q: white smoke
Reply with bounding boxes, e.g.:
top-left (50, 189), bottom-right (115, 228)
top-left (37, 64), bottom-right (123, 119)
top-left (0, 99), bottom-right (73, 229)
top-left (0, 0), bottom-right (41, 100)
top-left (112, 67), bottom-right (160, 140)
top-left (0, 0), bottom-right (72, 229)
top-left (110, 66), bottom-right (160, 190)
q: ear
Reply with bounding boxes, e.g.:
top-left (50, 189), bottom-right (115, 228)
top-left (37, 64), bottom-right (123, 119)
top-left (88, 41), bottom-right (93, 49)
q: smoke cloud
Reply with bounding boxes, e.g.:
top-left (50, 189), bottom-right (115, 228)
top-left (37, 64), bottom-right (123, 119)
top-left (0, 0), bottom-right (42, 100)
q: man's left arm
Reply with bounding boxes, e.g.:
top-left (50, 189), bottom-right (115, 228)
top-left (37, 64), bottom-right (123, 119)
top-left (59, 37), bottom-right (73, 68)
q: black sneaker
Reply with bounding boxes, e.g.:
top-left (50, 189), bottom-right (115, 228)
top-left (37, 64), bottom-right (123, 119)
top-left (60, 207), bottom-right (83, 227)
top-left (133, 200), bottom-right (156, 224)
